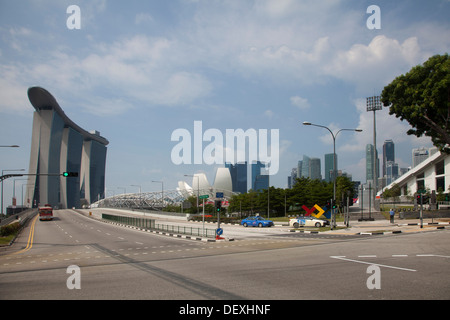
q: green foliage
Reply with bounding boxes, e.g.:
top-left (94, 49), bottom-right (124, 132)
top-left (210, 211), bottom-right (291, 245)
top-left (382, 183), bottom-right (401, 199)
top-left (228, 176), bottom-right (355, 217)
top-left (381, 54), bottom-right (450, 154)
top-left (0, 222), bottom-right (21, 237)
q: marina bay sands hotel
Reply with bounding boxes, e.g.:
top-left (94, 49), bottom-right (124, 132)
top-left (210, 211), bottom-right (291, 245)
top-left (25, 87), bottom-right (109, 209)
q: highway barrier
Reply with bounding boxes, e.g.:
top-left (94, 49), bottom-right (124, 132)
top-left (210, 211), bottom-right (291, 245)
top-left (101, 213), bottom-right (216, 238)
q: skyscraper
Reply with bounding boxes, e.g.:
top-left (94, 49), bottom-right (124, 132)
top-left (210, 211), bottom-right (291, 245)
top-left (366, 144), bottom-right (379, 183)
top-left (309, 158), bottom-right (322, 181)
top-left (225, 162), bottom-right (247, 194)
top-left (383, 140), bottom-right (395, 177)
top-left (412, 147), bottom-right (429, 168)
top-left (324, 153), bottom-right (337, 183)
top-left (301, 155), bottom-right (310, 178)
top-left (251, 161), bottom-right (268, 191)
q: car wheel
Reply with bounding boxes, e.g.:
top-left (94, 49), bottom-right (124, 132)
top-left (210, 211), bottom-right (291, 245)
top-left (258, 223), bottom-right (263, 227)
top-left (243, 222), bottom-right (248, 227)
top-left (293, 222), bottom-right (299, 228)
top-left (315, 222), bottom-right (321, 227)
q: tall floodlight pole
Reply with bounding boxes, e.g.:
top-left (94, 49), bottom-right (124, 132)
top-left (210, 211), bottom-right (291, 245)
top-left (303, 122), bottom-right (362, 230)
top-left (366, 96), bottom-right (382, 202)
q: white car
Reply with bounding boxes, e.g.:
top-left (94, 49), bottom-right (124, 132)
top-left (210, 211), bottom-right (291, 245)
top-left (289, 216), bottom-right (330, 228)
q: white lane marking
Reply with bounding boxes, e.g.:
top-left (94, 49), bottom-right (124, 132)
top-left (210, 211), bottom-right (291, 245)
top-left (330, 256), bottom-right (417, 272)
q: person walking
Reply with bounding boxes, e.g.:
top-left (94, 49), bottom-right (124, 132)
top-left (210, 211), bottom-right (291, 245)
top-left (389, 208), bottom-right (395, 223)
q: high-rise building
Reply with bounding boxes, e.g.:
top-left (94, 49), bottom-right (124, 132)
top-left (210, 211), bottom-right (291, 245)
top-left (386, 161), bottom-right (399, 185)
top-left (25, 87), bottom-right (108, 208)
top-left (366, 144), bottom-right (379, 183)
top-left (288, 167), bottom-right (297, 189)
top-left (412, 147), bottom-right (429, 168)
top-left (309, 158), bottom-right (322, 181)
top-left (225, 162), bottom-right (247, 194)
top-left (324, 153), bottom-right (337, 183)
top-left (300, 155), bottom-right (310, 178)
top-left (251, 161), bottom-right (268, 190)
top-left (297, 160), bottom-right (302, 179)
top-left (383, 140), bottom-right (395, 177)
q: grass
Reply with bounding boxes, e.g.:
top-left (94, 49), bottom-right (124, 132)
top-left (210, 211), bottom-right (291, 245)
top-left (0, 234), bottom-right (16, 246)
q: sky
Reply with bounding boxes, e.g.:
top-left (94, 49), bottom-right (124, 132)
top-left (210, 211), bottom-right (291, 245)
top-left (0, 0), bottom-right (449, 209)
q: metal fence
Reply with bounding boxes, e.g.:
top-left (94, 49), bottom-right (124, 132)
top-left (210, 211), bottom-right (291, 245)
top-left (101, 213), bottom-right (216, 238)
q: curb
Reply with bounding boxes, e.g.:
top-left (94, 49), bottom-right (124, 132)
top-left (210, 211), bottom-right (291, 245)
top-left (100, 219), bottom-right (235, 242)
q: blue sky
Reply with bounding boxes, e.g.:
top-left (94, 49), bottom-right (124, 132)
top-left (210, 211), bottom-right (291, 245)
top-left (1, 0), bottom-right (449, 207)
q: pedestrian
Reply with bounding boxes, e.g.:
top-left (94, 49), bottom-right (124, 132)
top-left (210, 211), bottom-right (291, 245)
top-left (389, 208), bottom-right (395, 223)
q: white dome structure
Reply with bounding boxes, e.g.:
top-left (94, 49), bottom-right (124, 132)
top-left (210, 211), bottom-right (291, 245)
top-left (213, 167), bottom-right (233, 198)
top-left (177, 180), bottom-right (193, 198)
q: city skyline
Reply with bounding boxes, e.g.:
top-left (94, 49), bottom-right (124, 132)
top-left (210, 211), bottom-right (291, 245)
top-left (1, 1), bottom-right (447, 212)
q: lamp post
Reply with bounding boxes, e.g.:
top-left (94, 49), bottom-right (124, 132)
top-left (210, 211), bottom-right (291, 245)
top-left (1, 169), bottom-right (25, 215)
top-left (151, 181), bottom-right (164, 210)
top-left (302, 121), bottom-right (362, 230)
top-left (184, 174), bottom-right (199, 214)
top-left (130, 184), bottom-right (142, 209)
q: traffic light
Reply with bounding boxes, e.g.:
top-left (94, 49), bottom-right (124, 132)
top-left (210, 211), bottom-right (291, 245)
top-left (62, 172), bottom-right (78, 177)
top-left (215, 200), bottom-right (222, 213)
top-left (331, 200), bottom-right (337, 209)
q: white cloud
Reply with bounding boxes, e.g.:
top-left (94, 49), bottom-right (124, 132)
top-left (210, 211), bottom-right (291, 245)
top-left (0, 34), bottom-right (213, 115)
top-left (324, 35), bottom-right (428, 92)
top-left (290, 96), bottom-right (310, 110)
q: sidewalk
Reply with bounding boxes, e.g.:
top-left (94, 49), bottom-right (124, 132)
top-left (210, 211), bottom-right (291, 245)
top-left (328, 218), bottom-right (450, 235)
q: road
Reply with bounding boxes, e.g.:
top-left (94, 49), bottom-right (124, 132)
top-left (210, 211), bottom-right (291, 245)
top-left (1, 209), bottom-right (449, 301)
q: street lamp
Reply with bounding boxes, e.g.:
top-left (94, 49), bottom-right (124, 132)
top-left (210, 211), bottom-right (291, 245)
top-left (130, 184), bottom-right (142, 209)
top-left (302, 121), bottom-right (362, 229)
top-left (1, 169), bottom-right (25, 215)
top-left (151, 181), bottom-right (164, 209)
top-left (184, 174), bottom-right (199, 214)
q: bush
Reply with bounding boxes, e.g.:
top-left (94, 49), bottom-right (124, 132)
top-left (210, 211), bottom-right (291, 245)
top-left (0, 222), bottom-right (21, 237)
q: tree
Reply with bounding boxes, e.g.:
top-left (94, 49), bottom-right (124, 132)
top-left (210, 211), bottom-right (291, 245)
top-left (381, 54), bottom-right (450, 154)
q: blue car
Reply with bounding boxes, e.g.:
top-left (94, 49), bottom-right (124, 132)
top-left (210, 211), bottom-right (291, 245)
top-left (241, 216), bottom-right (274, 228)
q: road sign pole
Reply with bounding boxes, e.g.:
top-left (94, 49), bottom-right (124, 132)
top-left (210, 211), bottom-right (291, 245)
top-left (202, 198), bottom-right (205, 236)
top-left (420, 194), bottom-right (423, 228)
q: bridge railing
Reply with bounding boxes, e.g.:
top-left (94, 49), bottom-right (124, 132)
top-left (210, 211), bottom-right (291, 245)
top-left (101, 213), bottom-right (216, 238)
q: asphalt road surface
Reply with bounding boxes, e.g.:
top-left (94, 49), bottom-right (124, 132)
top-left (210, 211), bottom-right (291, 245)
top-left (1, 209), bottom-right (449, 300)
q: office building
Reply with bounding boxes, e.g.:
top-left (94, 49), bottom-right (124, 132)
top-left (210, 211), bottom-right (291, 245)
top-left (251, 161), bottom-right (268, 191)
top-left (366, 144), bottom-right (379, 183)
top-left (324, 153), bottom-right (337, 183)
top-left (383, 140), bottom-right (395, 177)
top-left (225, 162), bottom-right (247, 194)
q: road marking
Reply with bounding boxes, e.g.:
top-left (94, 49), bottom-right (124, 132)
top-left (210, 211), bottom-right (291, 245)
top-left (330, 256), bottom-right (417, 272)
top-left (13, 214), bottom-right (38, 255)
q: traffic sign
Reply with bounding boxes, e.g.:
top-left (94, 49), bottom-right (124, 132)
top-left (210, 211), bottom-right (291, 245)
top-left (216, 228), bottom-right (223, 236)
top-left (216, 192), bottom-right (224, 198)
top-left (199, 194), bottom-right (209, 199)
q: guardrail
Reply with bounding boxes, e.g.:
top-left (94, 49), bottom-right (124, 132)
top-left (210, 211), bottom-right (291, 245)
top-left (101, 213), bottom-right (216, 238)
